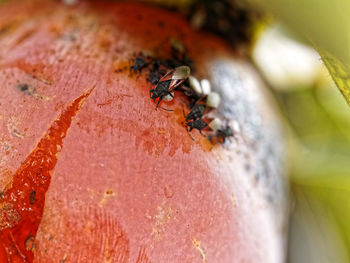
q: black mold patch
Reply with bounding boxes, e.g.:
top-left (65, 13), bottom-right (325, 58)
top-left (188, 0), bottom-right (257, 48)
top-left (16, 83), bottom-right (36, 96)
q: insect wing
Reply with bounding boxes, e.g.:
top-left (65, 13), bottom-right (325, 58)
top-left (172, 66), bottom-right (191, 80)
top-left (159, 69), bottom-right (175, 82)
top-left (169, 79), bottom-right (185, 91)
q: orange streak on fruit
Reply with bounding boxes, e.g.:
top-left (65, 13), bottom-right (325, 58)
top-left (0, 88), bottom-right (93, 262)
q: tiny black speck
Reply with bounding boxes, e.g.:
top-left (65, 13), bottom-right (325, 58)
top-left (17, 83), bottom-right (29, 92)
top-left (157, 20), bottom-right (165, 28)
top-left (29, 190), bottom-right (36, 205)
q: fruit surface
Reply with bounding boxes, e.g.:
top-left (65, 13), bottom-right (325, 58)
top-left (0, 1), bottom-right (287, 262)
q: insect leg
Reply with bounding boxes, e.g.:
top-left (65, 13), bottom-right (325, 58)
top-left (155, 96), bottom-right (163, 111)
top-left (128, 58), bottom-right (134, 76)
top-left (185, 126), bottom-right (195, 141)
top-left (181, 99), bottom-right (186, 118)
top-left (136, 69), bottom-right (142, 80)
top-left (158, 105), bottom-right (174, 112)
top-left (199, 130), bottom-right (207, 137)
top-left (155, 97), bottom-right (173, 111)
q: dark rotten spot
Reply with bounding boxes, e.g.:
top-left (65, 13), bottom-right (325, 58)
top-left (188, 0), bottom-right (256, 47)
top-left (157, 20), bottom-right (165, 28)
top-left (29, 190), bottom-right (36, 205)
top-left (17, 83), bottom-right (29, 92)
top-left (24, 234), bottom-right (35, 251)
top-left (16, 83), bottom-right (37, 97)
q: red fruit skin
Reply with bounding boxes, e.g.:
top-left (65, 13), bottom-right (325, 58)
top-left (0, 1), bottom-right (287, 263)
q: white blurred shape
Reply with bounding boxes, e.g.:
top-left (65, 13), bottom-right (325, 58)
top-left (200, 79), bottom-right (211, 95)
top-left (209, 118), bottom-right (222, 131)
top-left (206, 92), bottom-right (221, 108)
top-left (189, 76), bottom-right (202, 95)
top-left (163, 92), bottom-right (174, 101)
top-left (253, 25), bottom-right (325, 89)
top-left (63, 0), bottom-right (77, 5)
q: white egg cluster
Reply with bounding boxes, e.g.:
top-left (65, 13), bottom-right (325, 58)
top-left (208, 118), bottom-right (222, 131)
top-left (188, 76), bottom-right (221, 109)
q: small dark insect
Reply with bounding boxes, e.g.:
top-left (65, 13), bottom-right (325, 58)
top-left (146, 59), bottom-right (167, 85)
top-left (182, 97), bottom-right (214, 140)
top-left (17, 83), bottom-right (29, 92)
top-left (185, 104), bottom-right (206, 122)
top-left (181, 94), bottom-right (214, 124)
top-left (185, 119), bottom-right (209, 140)
top-left (188, 0), bottom-right (254, 47)
top-left (181, 85), bottom-right (198, 102)
top-left (150, 79), bottom-right (173, 111)
top-left (29, 190), bottom-right (36, 205)
top-left (209, 125), bottom-right (234, 144)
top-left (147, 71), bottom-right (161, 85)
top-left (184, 105), bottom-right (227, 142)
top-left (129, 52), bottom-right (149, 77)
top-left (16, 83), bottom-right (38, 97)
top-left (216, 125), bottom-right (234, 142)
top-left (165, 38), bottom-right (193, 69)
top-left (186, 119), bottom-right (208, 132)
top-left (182, 94), bottom-right (214, 121)
top-left (150, 66), bottom-right (190, 110)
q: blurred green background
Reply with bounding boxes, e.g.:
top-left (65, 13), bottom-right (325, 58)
top-left (252, 22), bottom-right (350, 262)
top-left (248, 0), bottom-right (350, 260)
top-left (274, 43), bottom-right (350, 263)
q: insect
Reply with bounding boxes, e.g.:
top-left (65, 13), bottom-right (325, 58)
top-left (182, 76), bottom-right (221, 109)
top-left (208, 125), bottom-right (234, 144)
top-left (185, 103), bottom-right (207, 122)
top-left (182, 91), bottom-right (220, 123)
top-left (162, 38), bottom-right (193, 69)
top-left (184, 116), bottom-right (223, 140)
top-left (146, 60), bottom-right (167, 85)
top-left (216, 125), bottom-right (234, 143)
top-left (182, 94), bottom-right (221, 140)
top-left (150, 65), bottom-right (191, 110)
top-left (185, 119), bottom-right (209, 140)
top-left (129, 52), bottom-right (150, 77)
top-left (147, 71), bottom-right (162, 85)
top-left (183, 97), bottom-right (226, 141)
top-left (182, 98), bottom-right (208, 123)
